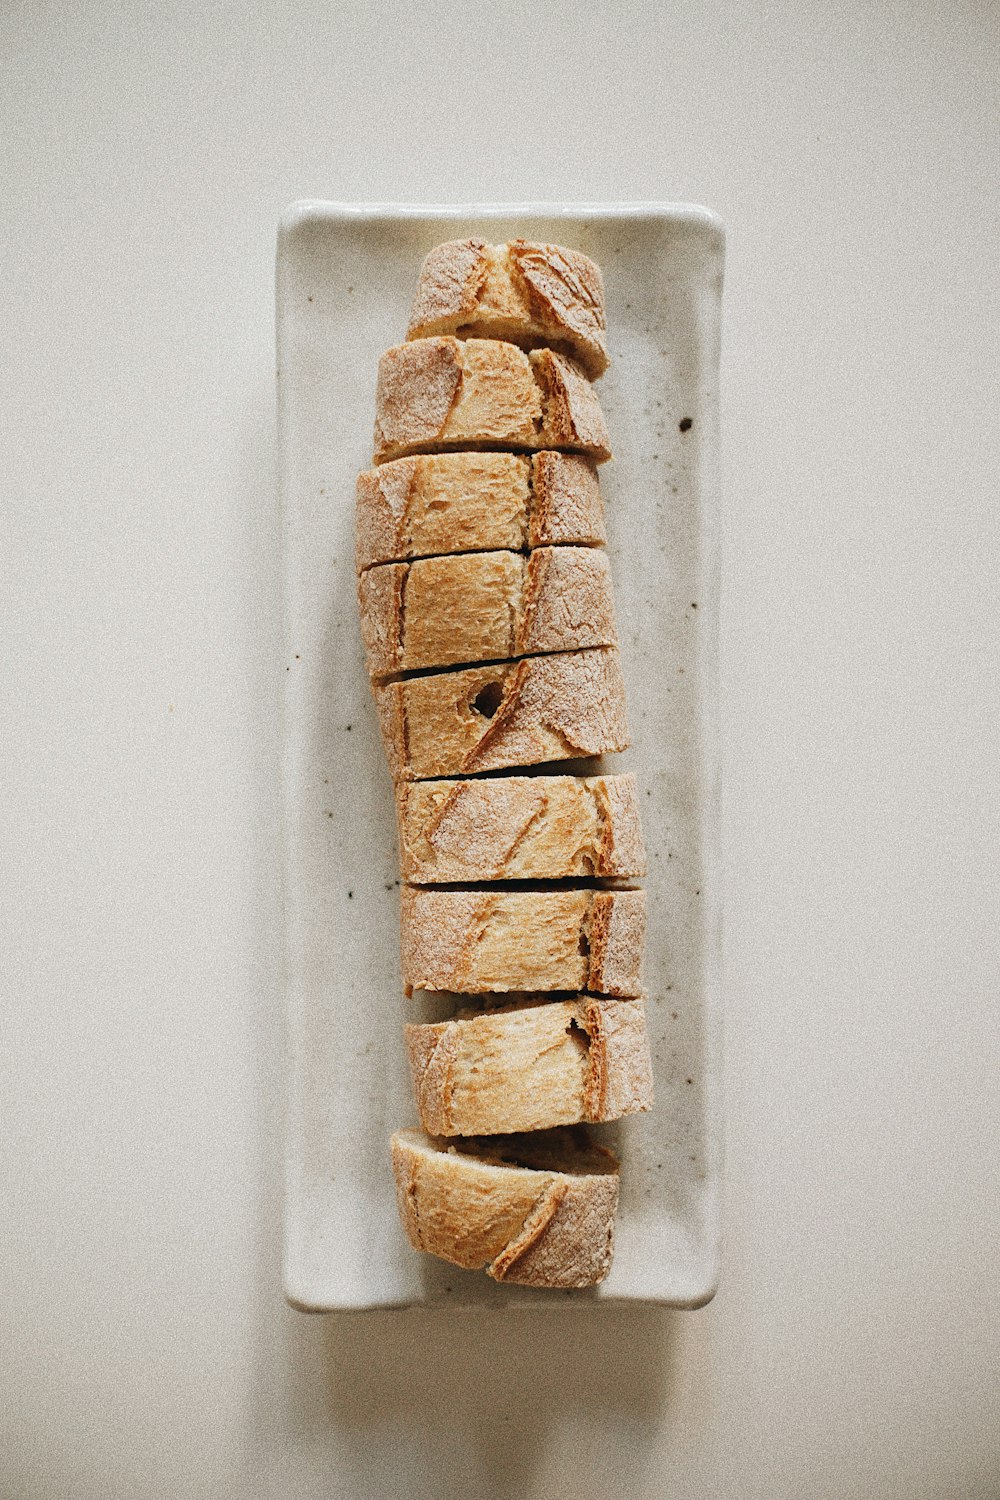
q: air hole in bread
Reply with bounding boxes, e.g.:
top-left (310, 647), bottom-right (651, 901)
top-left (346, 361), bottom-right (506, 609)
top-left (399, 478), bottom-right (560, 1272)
top-left (577, 929), bottom-right (591, 957)
top-left (471, 682), bottom-right (503, 719)
top-left (566, 1016), bottom-right (591, 1053)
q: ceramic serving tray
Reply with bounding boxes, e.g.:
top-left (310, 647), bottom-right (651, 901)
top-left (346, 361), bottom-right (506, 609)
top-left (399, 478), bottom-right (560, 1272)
top-left (277, 202), bottom-right (724, 1309)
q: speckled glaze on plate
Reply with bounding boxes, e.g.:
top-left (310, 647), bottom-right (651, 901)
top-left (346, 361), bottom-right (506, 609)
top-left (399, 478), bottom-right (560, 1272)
top-left (277, 203), bottom-right (725, 1310)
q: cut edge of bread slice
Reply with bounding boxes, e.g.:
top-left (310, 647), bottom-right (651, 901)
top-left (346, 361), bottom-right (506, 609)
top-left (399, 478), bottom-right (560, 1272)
top-left (397, 772), bottom-right (647, 883)
top-left (354, 450), bottom-right (607, 573)
top-left (372, 338), bottom-right (611, 465)
top-left (406, 238), bottom-right (609, 378)
top-left (374, 645), bottom-right (629, 782)
top-left (390, 1125), bottom-right (619, 1287)
top-left (405, 994), bottom-right (654, 1137)
top-left (400, 886), bottom-right (647, 997)
top-left (358, 546), bottom-right (617, 682)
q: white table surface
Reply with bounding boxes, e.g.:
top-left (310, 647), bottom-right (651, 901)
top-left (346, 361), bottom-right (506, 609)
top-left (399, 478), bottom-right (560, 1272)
top-left (4, 3), bottom-right (998, 1496)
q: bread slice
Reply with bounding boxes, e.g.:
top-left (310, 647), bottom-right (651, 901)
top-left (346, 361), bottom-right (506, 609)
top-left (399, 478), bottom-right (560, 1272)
top-left (373, 338), bottom-right (611, 464)
top-left (355, 451), bottom-right (607, 573)
top-left (400, 887), bottom-right (646, 997)
top-left (397, 773), bottom-right (646, 883)
top-left (375, 646), bottom-right (628, 781)
top-left (359, 546), bottom-right (616, 681)
top-left (406, 995), bottom-right (654, 1136)
top-left (407, 238), bottom-right (609, 378)
top-left (391, 1126), bottom-right (619, 1286)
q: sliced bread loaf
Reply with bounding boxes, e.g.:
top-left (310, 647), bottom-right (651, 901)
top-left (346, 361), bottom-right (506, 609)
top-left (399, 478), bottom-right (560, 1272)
top-left (359, 546), bottom-right (616, 681)
top-left (373, 338), bottom-right (611, 464)
top-left (400, 886), bottom-right (646, 996)
top-left (397, 773), bottom-right (646, 883)
top-left (391, 1126), bottom-right (619, 1286)
top-left (375, 646), bottom-right (629, 781)
top-left (407, 238), bottom-right (609, 378)
top-left (355, 451), bottom-right (607, 573)
top-left (406, 995), bottom-right (654, 1136)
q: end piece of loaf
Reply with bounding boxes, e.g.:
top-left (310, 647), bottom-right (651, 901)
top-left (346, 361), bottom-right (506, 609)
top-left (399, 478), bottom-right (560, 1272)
top-left (391, 1126), bottom-right (619, 1286)
top-left (355, 451), bottom-right (607, 573)
top-left (407, 238), bottom-right (609, 378)
top-left (401, 886), bottom-right (646, 996)
top-left (406, 995), bottom-right (654, 1136)
top-left (374, 646), bottom-right (629, 781)
top-left (397, 773), bottom-right (646, 883)
top-left (358, 546), bottom-right (616, 681)
top-left (373, 338), bottom-right (611, 465)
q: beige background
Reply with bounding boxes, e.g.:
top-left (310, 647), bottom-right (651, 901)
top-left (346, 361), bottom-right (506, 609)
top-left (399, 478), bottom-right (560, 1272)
top-left (3, 2), bottom-right (998, 1496)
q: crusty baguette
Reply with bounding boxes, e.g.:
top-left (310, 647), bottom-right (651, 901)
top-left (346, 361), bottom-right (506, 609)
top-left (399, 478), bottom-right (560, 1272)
top-left (406, 995), bottom-right (654, 1136)
top-left (359, 546), bottom-right (616, 681)
top-left (397, 773), bottom-right (646, 883)
top-left (400, 886), bottom-right (646, 996)
top-left (407, 238), bottom-right (609, 378)
top-left (391, 1126), bottom-right (619, 1286)
top-left (373, 338), bottom-right (611, 465)
top-left (375, 646), bottom-right (628, 781)
top-left (355, 451), bottom-right (607, 573)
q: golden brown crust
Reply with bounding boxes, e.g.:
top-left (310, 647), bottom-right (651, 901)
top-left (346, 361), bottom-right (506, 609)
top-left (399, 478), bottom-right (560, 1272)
top-left (390, 1127), bottom-right (619, 1287)
top-left (373, 646), bottom-right (629, 781)
top-left (392, 1130), bottom-right (546, 1272)
top-left (358, 546), bottom-right (616, 681)
top-left (373, 242), bottom-right (648, 1291)
top-left (374, 676), bottom-right (409, 781)
top-left (354, 459), bottom-right (419, 575)
top-left (355, 560), bottom-right (407, 680)
top-left (405, 995), bottom-right (653, 1135)
top-left (407, 237), bottom-right (489, 328)
top-left (528, 452), bottom-right (606, 548)
top-left (407, 239), bottom-right (609, 378)
top-left (506, 239), bottom-right (608, 376)
top-left (592, 775), bottom-right (646, 877)
top-left (400, 887), bottom-right (646, 996)
top-left (489, 1171), bottom-right (618, 1285)
top-left (355, 453), bottom-right (527, 573)
top-left (373, 337), bottom-right (463, 461)
top-left (397, 773), bottom-right (647, 883)
top-left (372, 338), bottom-right (611, 464)
top-left (579, 995), bottom-right (655, 1121)
top-left (586, 889), bottom-right (649, 998)
top-left (530, 348), bottom-right (610, 458)
top-left (516, 547), bottom-right (615, 659)
top-left (355, 451), bottom-right (606, 571)
top-left (487, 1182), bottom-right (567, 1279)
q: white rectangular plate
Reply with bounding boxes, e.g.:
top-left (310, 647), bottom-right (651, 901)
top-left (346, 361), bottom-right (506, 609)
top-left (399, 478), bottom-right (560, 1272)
top-left (277, 202), bottom-right (724, 1309)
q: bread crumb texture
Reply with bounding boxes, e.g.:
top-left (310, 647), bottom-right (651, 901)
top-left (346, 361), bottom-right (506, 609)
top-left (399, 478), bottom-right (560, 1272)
top-left (397, 773), bottom-right (647, 882)
top-left (405, 995), bottom-right (654, 1135)
top-left (400, 887), bottom-right (646, 996)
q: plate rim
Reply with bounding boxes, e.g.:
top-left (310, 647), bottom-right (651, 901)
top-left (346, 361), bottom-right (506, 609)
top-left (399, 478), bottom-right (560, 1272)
top-left (278, 197), bottom-right (725, 245)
